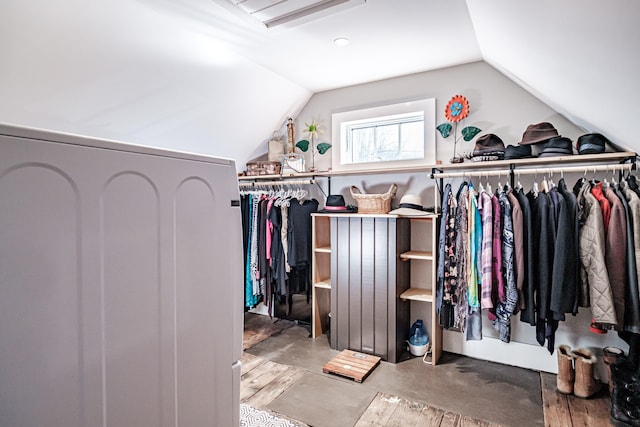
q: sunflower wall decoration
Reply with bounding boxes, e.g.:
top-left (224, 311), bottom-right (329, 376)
top-left (295, 119), bottom-right (332, 172)
top-left (436, 95), bottom-right (481, 163)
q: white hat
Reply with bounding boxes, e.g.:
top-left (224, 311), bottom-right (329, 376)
top-left (388, 194), bottom-right (429, 217)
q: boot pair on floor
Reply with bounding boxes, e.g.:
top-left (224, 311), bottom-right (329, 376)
top-left (603, 346), bottom-right (640, 427)
top-left (557, 345), bottom-right (602, 398)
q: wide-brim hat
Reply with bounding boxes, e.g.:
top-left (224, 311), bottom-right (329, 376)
top-left (518, 122), bottom-right (560, 145)
top-left (538, 136), bottom-right (574, 157)
top-left (388, 194), bottom-right (430, 217)
top-left (577, 133), bottom-right (608, 155)
top-left (504, 144), bottom-right (534, 160)
top-left (318, 194), bottom-right (357, 213)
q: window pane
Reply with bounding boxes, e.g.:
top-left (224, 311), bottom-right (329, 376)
top-left (375, 124), bottom-right (400, 162)
top-left (399, 121), bottom-right (424, 160)
top-left (333, 98), bottom-right (435, 171)
top-left (350, 127), bottom-right (375, 163)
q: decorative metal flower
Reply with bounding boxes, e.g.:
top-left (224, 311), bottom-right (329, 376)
top-left (295, 119), bottom-right (332, 171)
top-left (437, 94), bottom-right (481, 163)
top-left (444, 95), bottom-right (469, 123)
top-left (304, 120), bottom-right (322, 140)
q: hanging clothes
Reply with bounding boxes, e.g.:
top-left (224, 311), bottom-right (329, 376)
top-left (493, 188), bottom-right (517, 343)
top-left (239, 187), bottom-right (319, 315)
top-left (514, 187), bottom-right (536, 324)
top-left (507, 189), bottom-right (524, 315)
top-left (479, 188), bottom-right (493, 309)
top-left (466, 182), bottom-right (483, 341)
top-left (440, 184), bottom-right (459, 329)
top-left (604, 185), bottom-right (628, 331)
top-left (576, 180), bottom-right (617, 328)
top-left (616, 181), bottom-right (640, 335)
top-left (436, 183), bottom-right (452, 317)
top-left (550, 178), bottom-right (580, 318)
top-left (454, 182), bottom-right (470, 332)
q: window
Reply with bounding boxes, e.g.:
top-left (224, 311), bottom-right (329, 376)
top-left (331, 98), bottom-right (436, 172)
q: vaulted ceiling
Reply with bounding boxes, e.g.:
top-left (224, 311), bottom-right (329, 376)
top-left (1, 0), bottom-right (638, 165)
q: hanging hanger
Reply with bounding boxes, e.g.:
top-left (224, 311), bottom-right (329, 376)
top-left (548, 170), bottom-right (555, 189)
top-left (533, 171), bottom-right (539, 197)
top-left (515, 171), bottom-right (522, 191)
top-left (541, 173), bottom-right (549, 193)
top-left (485, 171), bottom-right (493, 196)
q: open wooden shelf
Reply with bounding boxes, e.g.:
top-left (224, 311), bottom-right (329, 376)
top-left (400, 288), bottom-right (433, 302)
top-left (400, 250), bottom-right (433, 261)
top-left (314, 280), bottom-right (331, 289)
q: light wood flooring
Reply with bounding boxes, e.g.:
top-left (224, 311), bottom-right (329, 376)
top-left (242, 313), bottom-right (615, 427)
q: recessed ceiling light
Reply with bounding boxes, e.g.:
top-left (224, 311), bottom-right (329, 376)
top-left (334, 37), bottom-right (350, 47)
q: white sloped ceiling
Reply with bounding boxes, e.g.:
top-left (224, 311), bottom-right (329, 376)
top-left (466, 0), bottom-right (640, 152)
top-left (0, 0), bottom-right (638, 163)
top-left (0, 0), bottom-right (311, 164)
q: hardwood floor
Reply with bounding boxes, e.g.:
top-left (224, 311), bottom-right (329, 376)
top-left (242, 313), bottom-right (615, 426)
top-left (540, 372), bottom-right (613, 426)
top-left (241, 352), bottom-right (502, 427)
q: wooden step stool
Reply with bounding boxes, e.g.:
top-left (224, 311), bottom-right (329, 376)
top-left (323, 350), bottom-right (381, 383)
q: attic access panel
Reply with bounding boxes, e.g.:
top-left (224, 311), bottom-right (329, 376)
top-left (228, 0), bottom-right (366, 28)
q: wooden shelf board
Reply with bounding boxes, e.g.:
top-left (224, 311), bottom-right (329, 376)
top-left (314, 280), bottom-right (331, 289)
top-left (315, 246), bottom-right (331, 253)
top-left (400, 288), bottom-right (433, 302)
top-left (400, 250), bottom-right (433, 261)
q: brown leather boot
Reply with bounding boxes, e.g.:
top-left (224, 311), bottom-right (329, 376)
top-left (557, 345), bottom-right (575, 394)
top-left (603, 346), bottom-right (626, 395)
top-left (572, 347), bottom-right (602, 398)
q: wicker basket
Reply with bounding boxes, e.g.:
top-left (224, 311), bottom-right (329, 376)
top-left (350, 184), bottom-right (397, 214)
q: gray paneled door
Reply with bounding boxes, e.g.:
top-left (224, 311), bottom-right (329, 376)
top-left (330, 216), bottom-right (410, 363)
top-left (0, 127), bottom-right (242, 427)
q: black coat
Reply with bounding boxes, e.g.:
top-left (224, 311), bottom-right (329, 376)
top-left (550, 179), bottom-right (580, 318)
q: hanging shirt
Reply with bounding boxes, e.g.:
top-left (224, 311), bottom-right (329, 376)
top-left (479, 190), bottom-right (493, 309)
top-left (488, 194), bottom-right (502, 321)
top-left (436, 183), bottom-right (452, 316)
top-left (440, 185), bottom-right (459, 329)
top-left (493, 189), bottom-right (518, 343)
top-left (468, 183), bottom-right (482, 308)
top-left (454, 183), bottom-right (470, 331)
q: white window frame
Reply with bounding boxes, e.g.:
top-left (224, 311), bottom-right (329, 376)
top-left (331, 98), bottom-right (436, 173)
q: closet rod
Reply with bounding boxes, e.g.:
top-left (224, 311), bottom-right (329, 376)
top-left (431, 162), bottom-right (634, 179)
top-left (238, 178), bottom-right (316, 187)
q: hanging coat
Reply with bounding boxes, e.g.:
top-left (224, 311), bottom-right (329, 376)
top-left (616, 183), bottom-right (640, 334)
top-left (577, 181), bottom-right (617, 328)
top-left (603, 186), bottom-right (628, 330)
top-left (515, 188), bottom-right (536, 325)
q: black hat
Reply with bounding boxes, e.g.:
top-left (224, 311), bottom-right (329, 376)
top-left (518, 122), bottom-right (560, 145)
top-left (576, 133), bottom-right (608, 155)
top-left (504, 144), bottom-right (534, 160)
top-left (538, 136), bottom-right (574, 157)
top-left (318, 195), bottom-right (357, 213)
top-left (472, 134), bottom-right (505, 161)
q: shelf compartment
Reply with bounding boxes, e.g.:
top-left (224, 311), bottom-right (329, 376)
top-left (314, 280), bottom-right (331, 289)
top-left (400, 287), bottom-right (433, 302)
top-left (400, 250), bottom-right (433, 261)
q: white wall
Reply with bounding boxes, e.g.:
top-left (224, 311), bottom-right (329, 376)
top-left (296, 61), bottom-right (629, 377)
